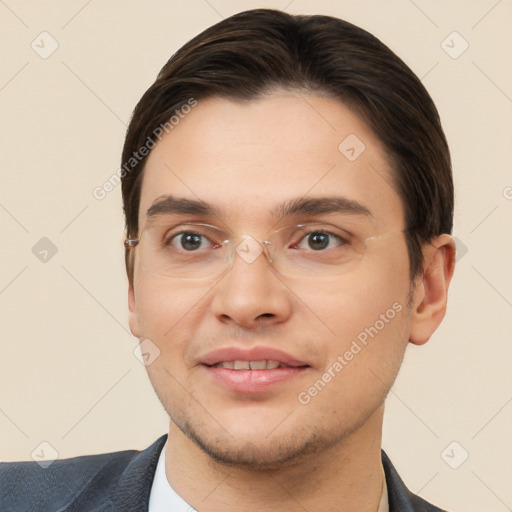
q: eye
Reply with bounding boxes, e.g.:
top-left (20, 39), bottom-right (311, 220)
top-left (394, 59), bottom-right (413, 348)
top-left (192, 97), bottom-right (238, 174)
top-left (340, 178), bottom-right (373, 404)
top-left (168, 231), bottom-right (212, 251)
top-left (296, 230), bottom-right (348, 251)
top-left (161, 224), bottom-right (228, 253)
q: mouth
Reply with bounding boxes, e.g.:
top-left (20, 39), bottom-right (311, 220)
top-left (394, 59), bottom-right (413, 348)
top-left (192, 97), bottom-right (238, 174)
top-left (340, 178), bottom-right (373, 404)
top-left (200, 347), bottom-right (311, 393)
top-left (212, 360), bottom-right (300, 370)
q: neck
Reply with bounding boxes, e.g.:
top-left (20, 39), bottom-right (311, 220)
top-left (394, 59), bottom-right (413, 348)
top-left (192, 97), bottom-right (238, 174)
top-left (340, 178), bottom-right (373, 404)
top-left (164, 405), bottom-right (385, 512)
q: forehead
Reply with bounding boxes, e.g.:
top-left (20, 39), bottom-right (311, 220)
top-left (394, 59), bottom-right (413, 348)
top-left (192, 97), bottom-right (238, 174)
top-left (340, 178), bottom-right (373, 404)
top-left (139, 93), bottom-right (404, 231)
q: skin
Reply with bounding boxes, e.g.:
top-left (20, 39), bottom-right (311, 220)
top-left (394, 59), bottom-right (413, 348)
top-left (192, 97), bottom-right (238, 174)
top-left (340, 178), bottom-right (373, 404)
top-left (128, 92), bottom-right (455, 511)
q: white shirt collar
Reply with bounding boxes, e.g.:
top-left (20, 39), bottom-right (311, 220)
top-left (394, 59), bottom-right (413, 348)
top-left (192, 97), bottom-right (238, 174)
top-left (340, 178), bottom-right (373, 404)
top-left (148, 441), bottom-right (194, 512)
top-left (149, 441), bottom-right (389, 512)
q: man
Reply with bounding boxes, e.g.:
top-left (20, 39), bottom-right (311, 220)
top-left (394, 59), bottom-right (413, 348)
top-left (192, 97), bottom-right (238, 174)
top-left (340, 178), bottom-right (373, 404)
top-left (0, 8), bottom-right (455, 511)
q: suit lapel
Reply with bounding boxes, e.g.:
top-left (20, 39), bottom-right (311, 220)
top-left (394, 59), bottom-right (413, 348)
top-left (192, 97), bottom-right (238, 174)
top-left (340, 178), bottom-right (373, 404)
top-left (382, 450), bottom-right (446, 512)
top-left (98, 434), bottom-right (168, 512)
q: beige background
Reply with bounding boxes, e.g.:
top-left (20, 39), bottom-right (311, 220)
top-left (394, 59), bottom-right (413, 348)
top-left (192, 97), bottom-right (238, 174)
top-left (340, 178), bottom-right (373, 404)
top-left (1, 1), bottom-right (511, 510)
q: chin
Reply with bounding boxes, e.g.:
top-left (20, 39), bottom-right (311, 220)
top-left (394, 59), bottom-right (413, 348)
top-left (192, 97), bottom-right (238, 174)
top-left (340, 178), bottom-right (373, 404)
top-left (178, 418), bottom-right (345, 470)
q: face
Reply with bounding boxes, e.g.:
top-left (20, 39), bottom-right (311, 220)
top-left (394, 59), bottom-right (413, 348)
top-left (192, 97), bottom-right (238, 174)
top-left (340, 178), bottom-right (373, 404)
top-left (129, 93), bottom-right (414, 468)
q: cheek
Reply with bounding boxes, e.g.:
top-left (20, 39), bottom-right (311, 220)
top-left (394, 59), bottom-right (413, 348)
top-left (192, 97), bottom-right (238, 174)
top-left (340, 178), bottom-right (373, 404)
top-left (314, 255), bottom-right (409, 335)
top-left (355, 238), bottom-right (411, 307)
top-left (133, 279), bottom-right (213, 404)
top-left (304, 276), bottom-right (410, 416)
top-left (133, 274), bottom-right (210, 344)
top-left (314, 248), bottom-right (411, 369)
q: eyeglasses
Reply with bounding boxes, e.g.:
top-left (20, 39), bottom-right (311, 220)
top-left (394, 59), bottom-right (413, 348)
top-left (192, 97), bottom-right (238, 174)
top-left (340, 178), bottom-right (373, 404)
top-left (125, 221), bottom-right (406, 281)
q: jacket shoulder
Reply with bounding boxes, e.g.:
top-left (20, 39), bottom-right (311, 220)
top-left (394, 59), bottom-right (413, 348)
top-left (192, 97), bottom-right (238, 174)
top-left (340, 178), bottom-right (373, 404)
top-left (0, 448), bottom-right (137, 512)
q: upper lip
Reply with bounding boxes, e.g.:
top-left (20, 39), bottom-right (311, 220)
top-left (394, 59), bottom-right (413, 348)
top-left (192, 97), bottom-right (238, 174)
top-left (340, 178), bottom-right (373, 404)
top-left (200, 346), bottom-right (310, 368)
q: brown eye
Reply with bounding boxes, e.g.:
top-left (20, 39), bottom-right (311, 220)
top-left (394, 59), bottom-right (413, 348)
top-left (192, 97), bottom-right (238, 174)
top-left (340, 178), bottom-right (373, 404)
top-left (296, 230), bottom-right (346, 251)
top-left (306, 232), bottom-right (330, 250)
top-left (170, 232), bottom-right (208, 251)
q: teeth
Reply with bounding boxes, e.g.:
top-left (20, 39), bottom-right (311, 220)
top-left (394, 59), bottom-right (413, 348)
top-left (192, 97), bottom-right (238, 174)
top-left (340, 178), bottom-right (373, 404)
top-left (216, 360), bottom-right (284, 370)
top-left (249, 360), bottom-right (266, 370)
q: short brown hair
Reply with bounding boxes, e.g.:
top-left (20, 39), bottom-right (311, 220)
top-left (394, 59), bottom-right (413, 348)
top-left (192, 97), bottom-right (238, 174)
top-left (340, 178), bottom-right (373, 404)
top-left (121, 8), bottom-right (453, 282)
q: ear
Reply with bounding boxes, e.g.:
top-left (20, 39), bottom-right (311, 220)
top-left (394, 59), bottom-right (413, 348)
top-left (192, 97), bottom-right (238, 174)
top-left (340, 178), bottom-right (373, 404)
top-left (128, 280), bottom-right (141, 339)
top-left (409, 234), bottom-right (456, 345)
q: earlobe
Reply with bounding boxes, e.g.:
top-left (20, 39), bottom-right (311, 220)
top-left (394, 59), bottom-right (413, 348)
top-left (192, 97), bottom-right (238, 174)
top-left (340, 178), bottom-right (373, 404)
top-left (128, 281), bottom-right (140, 338)
top-left (409, 234), bottom-right (456, 346)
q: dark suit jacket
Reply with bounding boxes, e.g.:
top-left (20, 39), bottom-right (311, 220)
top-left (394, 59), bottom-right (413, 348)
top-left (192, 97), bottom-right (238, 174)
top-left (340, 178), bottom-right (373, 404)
top-left (0, 434), bottom-right (447, 511)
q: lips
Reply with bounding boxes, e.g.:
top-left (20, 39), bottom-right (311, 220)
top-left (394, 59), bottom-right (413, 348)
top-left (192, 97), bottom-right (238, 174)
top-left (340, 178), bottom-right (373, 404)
top-left (200, 347), bottom-right (309, 368)
top-left (200, 347), bottom-right (310, 393)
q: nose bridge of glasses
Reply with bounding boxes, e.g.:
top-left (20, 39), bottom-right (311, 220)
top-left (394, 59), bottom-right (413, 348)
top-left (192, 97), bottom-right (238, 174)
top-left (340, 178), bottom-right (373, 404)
top-left (233, 234), bottom-right (274, 265)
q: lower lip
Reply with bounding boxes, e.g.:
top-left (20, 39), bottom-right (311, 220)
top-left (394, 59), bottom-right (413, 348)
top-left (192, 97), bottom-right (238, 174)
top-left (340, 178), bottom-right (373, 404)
top-left (203, 365), bottom-right (309, 393)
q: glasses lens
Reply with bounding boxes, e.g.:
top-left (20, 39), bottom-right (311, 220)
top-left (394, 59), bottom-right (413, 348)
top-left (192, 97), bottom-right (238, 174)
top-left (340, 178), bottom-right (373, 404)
top-left (138, 222), bottom-right (230, 279)
top-left (269, 223), bottom-right (366, 277)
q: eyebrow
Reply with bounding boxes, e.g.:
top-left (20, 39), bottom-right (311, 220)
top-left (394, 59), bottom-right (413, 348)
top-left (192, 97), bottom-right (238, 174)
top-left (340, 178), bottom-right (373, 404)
top-left (272, 196), bottom-right (371, 219)
top-left (147, 195), bottom-right (216, 218)
top-left (146, 195), bottom-right (372, 221)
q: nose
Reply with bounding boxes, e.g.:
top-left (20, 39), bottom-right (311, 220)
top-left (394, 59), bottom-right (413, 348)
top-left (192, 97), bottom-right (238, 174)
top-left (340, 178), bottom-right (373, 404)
top-left (210, 239), bottom-right (293, 330)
